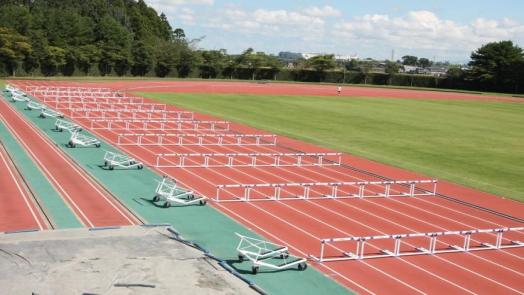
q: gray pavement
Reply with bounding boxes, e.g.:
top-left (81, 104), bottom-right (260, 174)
top-left (0, 226), bottom-right (256, 295)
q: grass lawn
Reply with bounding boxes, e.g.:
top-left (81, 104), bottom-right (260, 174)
top-left (138, 92), bottom-right (524, 202)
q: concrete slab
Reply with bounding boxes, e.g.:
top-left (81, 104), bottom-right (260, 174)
top-left (0, 226), bottom-right (256, 295)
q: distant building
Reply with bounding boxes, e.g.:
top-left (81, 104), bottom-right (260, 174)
top-left (302, 53), bottom-right (320, 60)
top-left (427, 66), bottom-right (449, 77)
top-left (301, 53), bottom-right (358, 60)
top-left (401, 65), bottom-right (420, 73)
top-left (334, 54), bottom-right (359, 61)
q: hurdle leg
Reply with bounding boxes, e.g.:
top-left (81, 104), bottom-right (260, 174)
top-left (358, 184), bottom-right (365, 198)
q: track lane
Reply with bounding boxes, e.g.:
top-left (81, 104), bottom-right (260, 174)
top-left (0, 141), bottom-right (46, 232)
top-left (0, 98), bottom-right (138, 228)
top-left (15, 80), bottom-right (517, 294)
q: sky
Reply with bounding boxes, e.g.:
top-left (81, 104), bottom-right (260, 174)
top-left (146, 0), bottom-right (524, 63)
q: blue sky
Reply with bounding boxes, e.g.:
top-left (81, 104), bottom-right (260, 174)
top-left (147, 0), bottom-right (524, 62)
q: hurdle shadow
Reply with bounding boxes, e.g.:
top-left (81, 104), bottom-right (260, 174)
top-left (97, 164), bottom-right (144, 171)
top-left (223, 258), bottom-right (305, 275)
top-left (137, 197), bottom-right (165, 208)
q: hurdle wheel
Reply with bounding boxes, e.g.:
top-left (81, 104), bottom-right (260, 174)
top-left (187, 194), bottom-right (195, 200)
top-left (109, 165), bottom-right (114, 170)
top-left (153, 195), bottom-right (160, 202)
top-left (95, 143), bottom-right (101, 148)
top-left (252, 266), bottom-right (259, 274)
top-left (39, 113), bottom-right (45, 118)
top-left (104, 161), bottom-right (108, 167)
top-left (199, 200), bottom-right (206, 206)
top-left (298, 263), bottom-right (307, 271)
top-left (280, 253), bottom-right (289, 259)
top-left (163, 202), bottom-right (171, 208)
top-left (137, 165), bottom-right (143, 170)
top-left (238, 254), bottom-right (244, 262)
top-left (59, 128), bottom-right (63, 132)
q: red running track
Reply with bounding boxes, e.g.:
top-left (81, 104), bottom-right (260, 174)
top-left (14, 80), bottom-right (524, 294)
top-left (64, 80), bottom-right (524, 103)
top-left (0, 140), bottom-right (48, 232)
top-left (0, 98), bottom-right (140, 228)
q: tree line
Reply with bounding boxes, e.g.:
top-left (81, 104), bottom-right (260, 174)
top-left (0, 0), bottom-right (523, 93)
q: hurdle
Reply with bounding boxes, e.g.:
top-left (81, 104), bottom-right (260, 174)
top-left (90, 119), bottom-right (230, 132)
top-left (103, 150), bottom-right (143, 170)
top-left (235, 233), bottom-right (307, 274)
top-left (39, 108), bottom-right (64, 118)
top-left (215, 179), bottom-right (437, 202)
top-left (310, 226), bottom-right (524, 262)
top-left (54, 101), bottom-right (166, 111)
top-left (54, 119), bottom-right (82, 133)
top-left (155, 152), bottom-right (342, 168)
top-left (151, 176), bottom-right (206, 207)
top-left (67, 131), bottom-right (101, 148)
top-left (25, 100), bottom-right (46, 111)
top-left (70, 109), bottom-right (194, 120)
top-left (11, 93), bottom-right (30, 102)
top-left (44, 95), bottom-right (144, 105)
top-left (117, 133), bottom-right (277, 146)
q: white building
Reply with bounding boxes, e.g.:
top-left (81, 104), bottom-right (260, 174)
top-left (301, 53), bottom-right (359, 60)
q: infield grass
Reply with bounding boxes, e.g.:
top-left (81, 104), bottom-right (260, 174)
top-left (139, 92), bottom-right (524, 202)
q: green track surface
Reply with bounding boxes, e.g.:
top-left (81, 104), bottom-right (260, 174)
top-left (4, 89), bottom-right (351, 295)
top-left (1, 93), bottom-right (81, 229)
top-left (138, 92), bottom-right (524, 202)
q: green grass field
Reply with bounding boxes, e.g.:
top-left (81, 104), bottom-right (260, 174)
top-left (139, 92), bottom-right (524, 202)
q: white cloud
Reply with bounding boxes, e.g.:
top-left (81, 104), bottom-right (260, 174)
top-left (333, 10), bottom-right (524, 53)
top-left (304, 6), bottom-right (341, 18)
top-left (200, 7), bottom-right (327, 42)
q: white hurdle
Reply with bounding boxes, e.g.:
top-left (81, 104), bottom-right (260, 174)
top-left (11, 93), bottom-right (30, 102)
top-left (155, 152), bottom-right (342, 168)
top-left (40, 108), bottom-right (64, 118)
top-left (117, 133), bottom-right (277, 146)
top-left (54, 101), bottom-right (166, 111)
top-left (215, 179), bottom-right (437, 202)
top-left (54, 119), bottom-right (82, 133)
top-left (70, 109), bottom-right (194, 120)
top-left (103, 151), bottom-right (143, 170)
top-left (67, 131), bottom-right (101, 148)
top-left (25, 100), bottom-right (45, 110)
top-left (90, 119), bottom-right (230, 132)
top-left (310, 227), bottom-right (524, 262)
top-left (44, 95), bottom-right (144, 105)
top-left (152, 176), bottom-right (206, 207)
top-left (235, 233), bottom-right (307, 274)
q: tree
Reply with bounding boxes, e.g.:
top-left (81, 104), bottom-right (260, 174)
top-left (60, 48), bottom-right (76, 76)
top-left (154, 41), bottom-right (178, 77)
top-left (359, 61), bottom-right (373, 84)
top-left (306, 54), bottom-right (336, 72)
top-left (418, 57), bottom-right (432, 68)
top-left (402, 55), bottom-right (418, 66)
top-left (385, 61), bottom-right (401, 85)
top-left (131, 40), bottom-right (154, 76)
top-left (40, 45), bottom-right (66, 76)
top-left (199, 49), bottom-right (226, 79)
top-left (469, 40), bottom-right (524, 91)
top-left (75, 44), bottom-right (100, 75)
top-left (0, 27), bottom-right (32, 76)
top-left (173, 28), bottom-right (186, 40)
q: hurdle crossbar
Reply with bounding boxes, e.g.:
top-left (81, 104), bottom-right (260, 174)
top-left (117, 133), bottom-right (277, 146)
top-left (70, 110), bottom-right (194, 120)
top-left (310, 227), bottom-right (524, 262)
top-left (215, 179), bottom-right (437, 202)
top-left (90, 119), bottom-right (230, 132)
top-left (155, 152), bottom-right (342, 168)
top-left (44, 96), bottom-right (144, 104)
top-left (52, 101), bottom-right (165, 111)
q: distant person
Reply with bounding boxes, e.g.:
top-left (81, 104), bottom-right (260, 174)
top-left (337, 86), bottom-right (342, 95)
